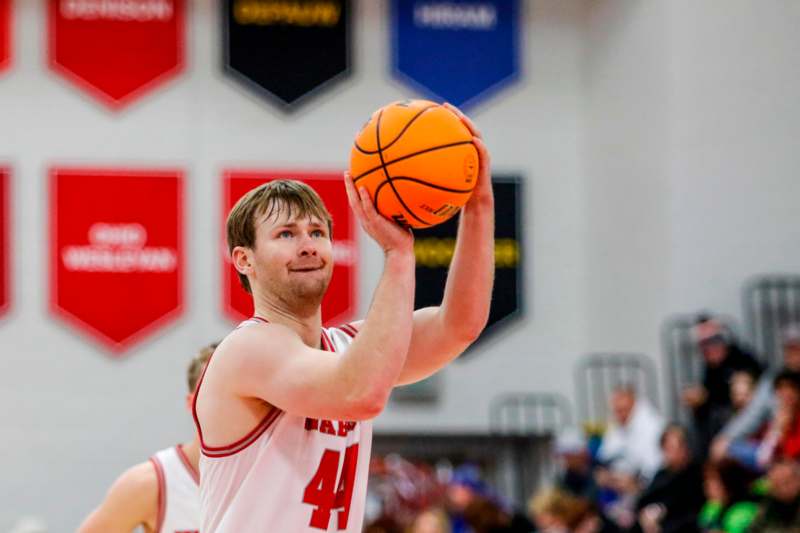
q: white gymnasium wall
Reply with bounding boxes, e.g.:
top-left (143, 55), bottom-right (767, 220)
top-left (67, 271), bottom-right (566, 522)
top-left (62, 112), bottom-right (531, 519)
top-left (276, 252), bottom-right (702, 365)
top-left (0, 0), bottom-right (798, 529)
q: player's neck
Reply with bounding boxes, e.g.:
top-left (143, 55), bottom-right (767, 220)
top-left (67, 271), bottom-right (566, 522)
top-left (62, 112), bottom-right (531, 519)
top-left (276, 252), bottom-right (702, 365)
top-left (252, 297), bottom-right (324, 349)
top-left (181, 439), bottom-right (201, 471)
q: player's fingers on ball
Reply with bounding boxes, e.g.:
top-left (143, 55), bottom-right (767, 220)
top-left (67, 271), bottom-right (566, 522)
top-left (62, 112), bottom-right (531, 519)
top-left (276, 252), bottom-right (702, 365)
top-left (473, 137), bottom-right (491, 173)
top-left (358, 187), bottom-right (378, 220)
top-left (345, 175), bottom-right (367, 219)
top-left (444, 103), bottom-right (481, 138)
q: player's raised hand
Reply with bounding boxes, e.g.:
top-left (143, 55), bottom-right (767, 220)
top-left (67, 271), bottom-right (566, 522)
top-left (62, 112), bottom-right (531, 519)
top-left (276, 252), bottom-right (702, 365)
top-left (344, 171), bottom-right (414, 256)
top-left (444, 103), bottom-right (493, 206)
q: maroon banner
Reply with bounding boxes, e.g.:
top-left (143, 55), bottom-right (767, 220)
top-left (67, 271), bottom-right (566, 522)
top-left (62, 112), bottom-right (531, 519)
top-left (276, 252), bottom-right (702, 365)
top-left (222, 171), bottom-right (358, 326)
top-left (48, 0), bottom-right (185, 109)
top-left (51, 168), bottom-right (183, 354)
top-left (0, 168), bottom-right (8, 316)
top-left (0, 0), bottom-right (11, 72)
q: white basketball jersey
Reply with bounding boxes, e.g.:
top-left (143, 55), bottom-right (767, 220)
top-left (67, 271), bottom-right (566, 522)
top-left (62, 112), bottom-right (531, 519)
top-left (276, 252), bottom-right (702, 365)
top-left (149, 445), bottom-right (201, 533)
top-left (193, 319), bottom-right (372, 533)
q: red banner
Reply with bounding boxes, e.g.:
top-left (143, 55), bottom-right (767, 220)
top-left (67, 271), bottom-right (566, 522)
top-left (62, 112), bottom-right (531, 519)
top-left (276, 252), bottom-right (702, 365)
top-left (0, 168), bottom-right (9, 316)
top-left (222, 171), bottom-right (358, 326)
top-left (51, 168), bottom-right (183, 354)
top-left (0, 0), bottom-right (10, 73)
top-left (48, 0), bottom-right (185, 109)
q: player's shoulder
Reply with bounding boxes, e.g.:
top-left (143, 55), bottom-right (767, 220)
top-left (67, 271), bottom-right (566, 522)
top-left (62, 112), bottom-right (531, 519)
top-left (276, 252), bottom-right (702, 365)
top-left (108, 460), bottom-right (159, 505)
top-left (215, 320), bottom-right (302, 367)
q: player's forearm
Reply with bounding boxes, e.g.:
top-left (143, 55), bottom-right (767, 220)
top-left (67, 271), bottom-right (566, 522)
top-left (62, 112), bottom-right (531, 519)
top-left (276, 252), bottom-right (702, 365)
top-left (341, 250), bottom-right (415, 407)
top-left (439, 197), bottom-right (495, 341)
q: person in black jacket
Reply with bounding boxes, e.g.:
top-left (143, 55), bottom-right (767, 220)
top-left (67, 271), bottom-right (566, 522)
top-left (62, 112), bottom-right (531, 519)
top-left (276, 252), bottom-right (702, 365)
top-left (634, 424), bottom-right (705, 533)
top-left (683, 315), bottom-right (762, 454)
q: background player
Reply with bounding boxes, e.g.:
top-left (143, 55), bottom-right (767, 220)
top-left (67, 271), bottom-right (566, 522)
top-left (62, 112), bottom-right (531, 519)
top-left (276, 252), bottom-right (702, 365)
top-left (193, 105), bottom-right (494, 532)
top-left (78, 343), bottom-right (216, 533)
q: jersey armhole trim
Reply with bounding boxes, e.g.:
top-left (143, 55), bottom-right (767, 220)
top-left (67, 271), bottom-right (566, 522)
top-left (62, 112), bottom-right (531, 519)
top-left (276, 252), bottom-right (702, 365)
top-left (149, 457), bottom-right (166, 533)
top-left (339, 323), bottom-right (358, 338)
top-left (175, 444), bottom-right (200, 486)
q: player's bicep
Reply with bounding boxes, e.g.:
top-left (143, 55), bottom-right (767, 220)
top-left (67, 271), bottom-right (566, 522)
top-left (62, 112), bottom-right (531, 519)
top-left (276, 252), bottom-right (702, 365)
top-left (77, 463), bottom-right (157, 533)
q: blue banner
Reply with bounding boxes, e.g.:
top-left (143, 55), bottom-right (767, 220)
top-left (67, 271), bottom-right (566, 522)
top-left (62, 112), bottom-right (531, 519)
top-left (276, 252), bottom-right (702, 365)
top-left (392, 0), bottom-right (521, 109)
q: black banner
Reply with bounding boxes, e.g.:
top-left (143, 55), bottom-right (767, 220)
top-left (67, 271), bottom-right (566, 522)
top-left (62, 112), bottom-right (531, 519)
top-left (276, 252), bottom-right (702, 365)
top-left (414, 176), bottom-right (524, 355)
top-left (223, 0), bottom-right (351, 109)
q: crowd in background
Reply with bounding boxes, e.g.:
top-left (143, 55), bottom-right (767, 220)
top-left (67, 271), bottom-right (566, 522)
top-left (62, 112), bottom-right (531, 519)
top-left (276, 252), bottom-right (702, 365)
top-left (364, 317), bottom-right (800, 533)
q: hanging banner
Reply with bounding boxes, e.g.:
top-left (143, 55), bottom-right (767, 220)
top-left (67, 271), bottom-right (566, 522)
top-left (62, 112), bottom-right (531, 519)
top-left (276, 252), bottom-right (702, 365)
top-left (222, 171), bottom-right (357, 325)
top-left (391, 0), bottom-right (520, 110)
top-left (414, 176), bottom-right (524, 355)
top-left (0, 168), bottom-right (8, 316)
top-left (48, 0), bottom-right (185, 110)
top-left (223, 0), bottom-right (351, 109)
top-left (0, 0), bottom-right (11, 72)
top-left (51, 168), bottom-right (183, 354)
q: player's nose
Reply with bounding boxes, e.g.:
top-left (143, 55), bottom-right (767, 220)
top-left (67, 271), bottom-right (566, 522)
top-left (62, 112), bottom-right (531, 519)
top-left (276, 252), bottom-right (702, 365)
top-left (297, 234), bottom-right (318, 256)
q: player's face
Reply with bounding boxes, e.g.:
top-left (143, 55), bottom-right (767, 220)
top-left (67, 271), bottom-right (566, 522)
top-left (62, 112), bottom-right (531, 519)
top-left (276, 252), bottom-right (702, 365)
top-left (251, 209), bottom-right (333, 310)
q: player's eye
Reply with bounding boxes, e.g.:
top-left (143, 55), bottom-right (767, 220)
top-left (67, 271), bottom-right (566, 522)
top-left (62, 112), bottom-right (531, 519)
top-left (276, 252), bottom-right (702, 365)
top-left (278, 230), bottom-right (293, 239)
top-left (311, 229), bottom-right (325, 238)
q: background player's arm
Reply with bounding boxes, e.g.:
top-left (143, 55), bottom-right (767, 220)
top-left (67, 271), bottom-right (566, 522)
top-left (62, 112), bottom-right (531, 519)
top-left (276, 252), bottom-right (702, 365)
top-left (77, 462), bottom-right (157, 533)
top-left (222, 182), bottom-right (415, 421)
top-left (350, 107), bottom-right (495, 385)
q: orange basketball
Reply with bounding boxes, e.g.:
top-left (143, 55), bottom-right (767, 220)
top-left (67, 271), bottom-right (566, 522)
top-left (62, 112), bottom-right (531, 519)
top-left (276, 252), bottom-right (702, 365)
top-left (349, 99), bottom-right (479, 229)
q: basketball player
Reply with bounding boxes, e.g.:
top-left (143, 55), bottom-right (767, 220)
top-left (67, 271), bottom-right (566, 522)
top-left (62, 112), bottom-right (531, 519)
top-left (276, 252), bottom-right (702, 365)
top-left (193, 104), bottom-right (494, 532)
top-left (77, 343), bottom-right (216, 533)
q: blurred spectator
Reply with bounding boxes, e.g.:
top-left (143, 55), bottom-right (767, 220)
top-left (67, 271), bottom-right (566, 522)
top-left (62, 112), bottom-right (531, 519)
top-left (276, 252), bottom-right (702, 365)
top-left (464, 497), bottom-right (515, 533)
top-left (553, 428), bottom-right (597, 500)
top-left (634, 424), bottom-right (704, 533)
top-left (596, 384), bottom-right (665, 487)
top-left (697, 459), bottom-right (759, 533)
top-left (725, 370), bottom-right (800, 470)
top-left (729, 370), bottom-right (757, 413)
top-left (446, 464), bottom-right (491, 533)
top-left (748, 459), bottom-right (800, 532)
top-left (365, 516), bottom-right (404, 533)
top-left (529, 488), bottom-right (584, 533)
top-left (407, 507), bottom-right (451, 533)
top-left (712, 324), bottom-right (800, 461)
top-left (683, 316), bottom-right (762, 454)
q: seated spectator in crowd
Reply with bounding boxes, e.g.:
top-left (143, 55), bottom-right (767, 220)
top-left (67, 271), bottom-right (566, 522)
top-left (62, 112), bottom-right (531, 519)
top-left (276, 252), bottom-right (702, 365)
top-left (730, 370), bottom-right (757, 414)
top-left (447, 464), bottom-right (490, 533)
top-left (529, 488), bottom-right (584, 533)
top-left (712, 324), bottom-right (800, 461)
top-left (698, 459), bottom-right (759, 533)
top-left (595, 385), bottom-right (664, 528)
top-left (596, 384), bottom-right (665, 486)
top-left (407, 507), bottom-right (451, 533)
top-left (634, 424), bottom-right (705, 533)
top-left (553, 428), bottom-right (597, 500)
top-left (725, 370), bottom-right (800, 471)
top-left (683, 316), bottom-right (762, 454)
top-left (749, 459), bottom-right (800, 532)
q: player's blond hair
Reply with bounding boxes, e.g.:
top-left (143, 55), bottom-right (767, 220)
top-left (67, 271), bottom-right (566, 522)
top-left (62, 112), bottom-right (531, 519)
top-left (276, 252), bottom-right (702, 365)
top-left (226, 180), bottom-right (333, 293)
top-left (187, 342), bottom-right (218, 393)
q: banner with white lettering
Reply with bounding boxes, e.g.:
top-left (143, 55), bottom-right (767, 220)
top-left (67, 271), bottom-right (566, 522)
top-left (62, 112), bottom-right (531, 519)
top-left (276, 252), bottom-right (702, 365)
top-left (48, 0), bottom-right (185, 110)
top-left (222, 171), bottom-right (358, 325)
top-left (223, 0), bottom-right (351, 109)
top-left (391, 0), bottom-right (520, 109)
top-left (51, 168), bottom-right (183, 354)
top-left (0, 168), bottom-right (8, 316)
top-left (0, 0), bottom-right (10, 73)
top-left (413, 176), bottom-right (524, 355)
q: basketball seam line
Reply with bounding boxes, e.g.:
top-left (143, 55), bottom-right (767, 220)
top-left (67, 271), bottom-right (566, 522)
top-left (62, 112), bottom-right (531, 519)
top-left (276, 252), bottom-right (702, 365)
top-left (352, 140), bottom-right (475, 183)
top-left (353, 104), bottom-right (439, 155)
top-left (376, 176), bottom-right (475, 194)
top-left (375, 109), bottom-right (432, 226)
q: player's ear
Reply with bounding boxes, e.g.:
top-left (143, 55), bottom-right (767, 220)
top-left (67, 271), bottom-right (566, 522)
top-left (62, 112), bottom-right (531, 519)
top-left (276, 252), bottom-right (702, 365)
top-left (232, 246), bottom-right (253, 276)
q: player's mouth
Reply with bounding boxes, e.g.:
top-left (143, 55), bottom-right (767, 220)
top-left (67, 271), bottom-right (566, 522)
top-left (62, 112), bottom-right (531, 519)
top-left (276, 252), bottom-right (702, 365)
top-left (289, 265), bottom-right (324, 273)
